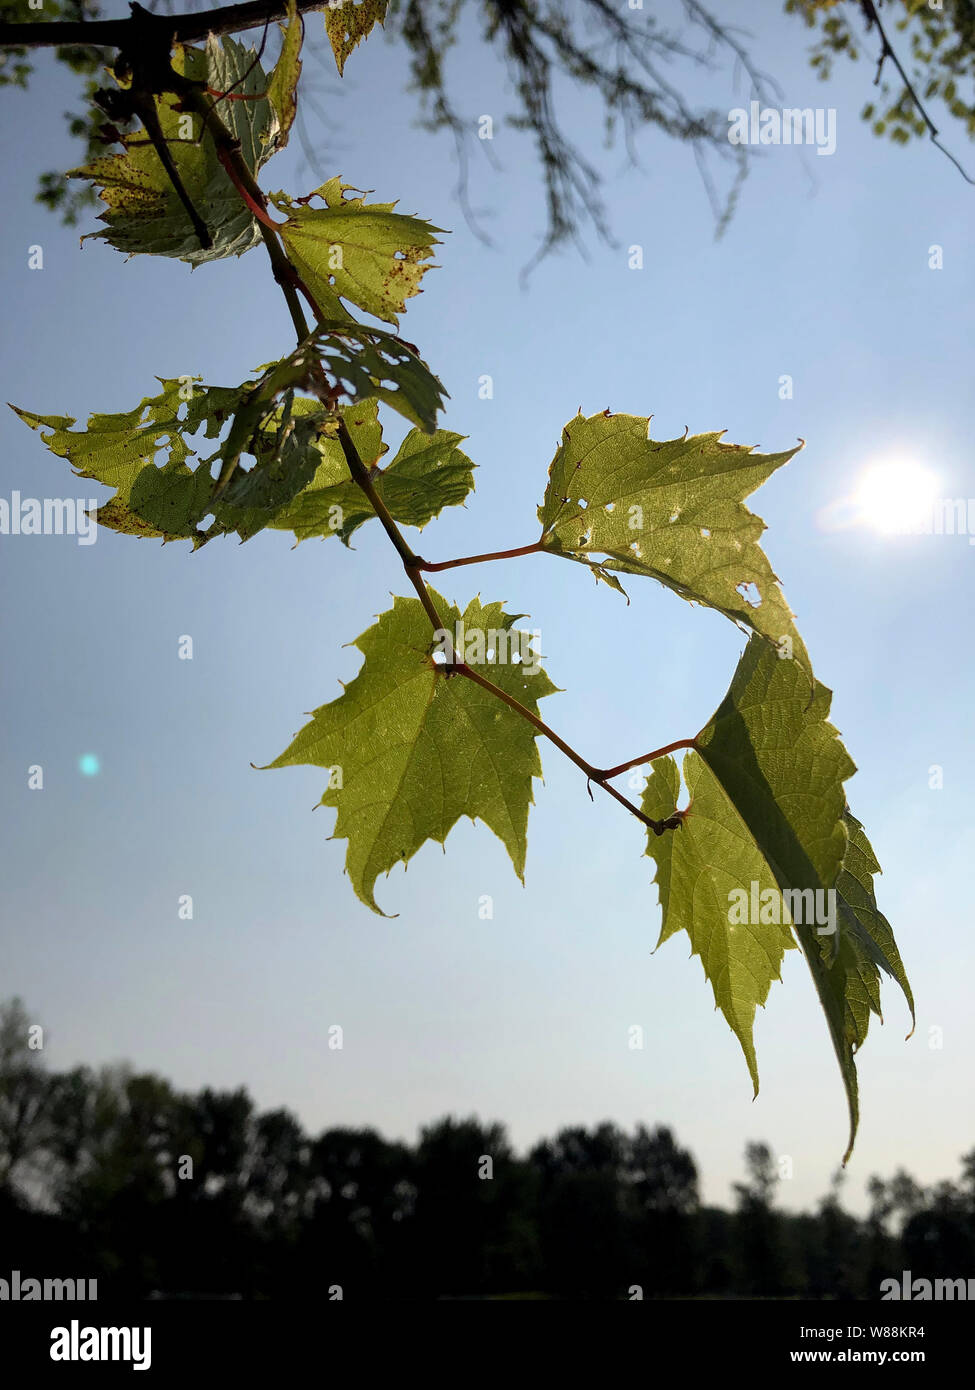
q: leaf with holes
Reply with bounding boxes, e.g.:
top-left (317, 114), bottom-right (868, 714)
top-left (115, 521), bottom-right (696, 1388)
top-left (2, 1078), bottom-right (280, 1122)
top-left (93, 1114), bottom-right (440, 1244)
top-left (324, 0), bottom-right (388, 76)
top-left (642, 636), bottom-right (912, 1163)
top-left (262, 591), bottom-right (556, 914)
top-left (268, 178), bottom-right (443, 327)
top-left (209, 398), bottom-right (327, 542)
top-left (12, 372), bottom-right (335, 544)
top-left (538, 411), bottom-right (808, 668)
top-left (275, 320), bottom-right (448, 432)
top-left (12, 379), bottom-right (245, 540)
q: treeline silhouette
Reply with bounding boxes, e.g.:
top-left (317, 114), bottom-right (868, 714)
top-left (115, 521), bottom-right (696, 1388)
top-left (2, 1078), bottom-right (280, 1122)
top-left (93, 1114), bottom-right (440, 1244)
top-left (2, 1000), bottom-right (972, 1299)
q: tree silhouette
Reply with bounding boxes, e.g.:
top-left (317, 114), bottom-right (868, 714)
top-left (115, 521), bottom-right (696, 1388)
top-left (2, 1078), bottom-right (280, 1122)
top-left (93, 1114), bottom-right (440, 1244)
top-left (2, 999), bottom-right (972, 1300)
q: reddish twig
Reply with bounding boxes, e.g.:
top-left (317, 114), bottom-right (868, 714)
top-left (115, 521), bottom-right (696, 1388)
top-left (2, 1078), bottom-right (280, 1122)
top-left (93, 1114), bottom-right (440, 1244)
top-left (598, 740), bottom-right (699, 780)
top-left (414, 540), bottom-right (548, 572)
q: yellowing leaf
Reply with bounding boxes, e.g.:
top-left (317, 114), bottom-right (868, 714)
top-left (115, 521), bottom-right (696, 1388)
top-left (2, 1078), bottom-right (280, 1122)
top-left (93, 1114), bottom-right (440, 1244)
top-left (265, 0), bottom-right (303, 150)
top-left (324, 0), bottom-right (388, 76)
top-left (269, 178), bottom-right (442, 327)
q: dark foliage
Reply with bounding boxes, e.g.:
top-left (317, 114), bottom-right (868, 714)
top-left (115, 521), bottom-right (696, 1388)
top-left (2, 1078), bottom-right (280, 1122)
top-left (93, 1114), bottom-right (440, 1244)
top-left (3, 1000), bottom-right (972, 1299)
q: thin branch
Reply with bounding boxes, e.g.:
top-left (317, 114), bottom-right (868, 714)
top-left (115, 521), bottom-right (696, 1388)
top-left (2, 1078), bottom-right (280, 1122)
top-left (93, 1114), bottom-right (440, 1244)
top-left (452, 659), bottom-right (597, 782)
top-left (681, 0), bottom-right (784, 105)
top-left (415, 539), bottom-right (547, 572)
top-left (859, 0), bottom-right (975, 186)
top-left (332, 419), bottom-right (447, 637)
top-left (598, 740), bottom-right (699, 781)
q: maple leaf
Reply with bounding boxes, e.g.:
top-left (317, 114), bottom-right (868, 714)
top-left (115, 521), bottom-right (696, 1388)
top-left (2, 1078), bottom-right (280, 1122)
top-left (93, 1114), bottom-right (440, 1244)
top-left (263, 592), bottom-right (556, 914)
top-left (538, 411), bottom-right (808, 668)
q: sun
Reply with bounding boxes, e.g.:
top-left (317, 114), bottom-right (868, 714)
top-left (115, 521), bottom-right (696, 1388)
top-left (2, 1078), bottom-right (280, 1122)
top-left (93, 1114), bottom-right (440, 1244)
top-left (854, 459), bottom-right (940, 535)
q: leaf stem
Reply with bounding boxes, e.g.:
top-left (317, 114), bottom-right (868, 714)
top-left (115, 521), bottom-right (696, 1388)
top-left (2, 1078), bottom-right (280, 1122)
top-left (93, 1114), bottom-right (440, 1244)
top-left (452, 660), bottom-right (681, 834)
top-left (598, 740), bottom-right (699, 780)
top-left (215, 146), bottom-right (280, 229)
top-left (417, 539), bottom-right (547, 571)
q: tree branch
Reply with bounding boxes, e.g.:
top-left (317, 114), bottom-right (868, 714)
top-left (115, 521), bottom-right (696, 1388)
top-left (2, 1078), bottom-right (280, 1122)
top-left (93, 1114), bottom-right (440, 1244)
top-left (333, 418), bottom-right (448, 637)
top-left (0, 0), bottom-right (326, 51)
top-left (859, 0), bottom-right (975, 186)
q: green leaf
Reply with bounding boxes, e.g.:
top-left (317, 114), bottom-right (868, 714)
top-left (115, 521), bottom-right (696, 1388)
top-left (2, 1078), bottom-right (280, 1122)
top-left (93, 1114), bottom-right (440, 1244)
top-left (277, 319), bottom-right (448, 433)
top-left (324, 0), bottom-right (388, 76)
top-left (209, 396), bottom-right (327, 542)
top-left (642, 637), bottom-right (911, 1163)
top-left (69, 36), bottom-right (281, 264)
top-left (353, 427), bottom-right (475, 533)
top-left (538, 411), bottom-right (808, 668)
top-left (12, 373), bottom-right (334, 545)
top-left (642, 753), bottom-right (797, 1098)
top-left (269, 178), bottom-right (443, 327)
top-left (262, 591), bottom-right (556, 914)
top-left (126, 453), bottom-right (222, 539)
top-left (265, 0), bottom-right (303, 151)
top-left (12, 379), bottom-right (243, 540)
top-left (823, 811), bottom-right (916, 1052)
top-left (249, 394), bottom-right (384, 541)
top-left (274, 409), bottom-right (475, 544)
top-left (204, 33), bottom-right (286, 172)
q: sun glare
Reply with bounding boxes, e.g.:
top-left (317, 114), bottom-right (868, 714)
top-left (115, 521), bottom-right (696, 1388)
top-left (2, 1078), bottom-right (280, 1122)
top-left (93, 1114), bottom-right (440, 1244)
top-left (854, 460), bottom-right (940, 535)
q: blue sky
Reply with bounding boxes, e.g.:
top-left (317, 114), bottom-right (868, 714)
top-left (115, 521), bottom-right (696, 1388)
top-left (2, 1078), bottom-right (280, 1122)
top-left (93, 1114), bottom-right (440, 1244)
top-left (1, 0), bottom-right (972, 1213)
